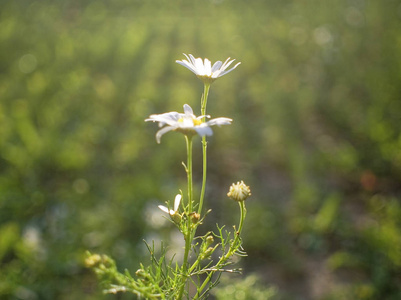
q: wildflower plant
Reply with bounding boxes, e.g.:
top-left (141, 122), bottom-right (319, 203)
top-left (86, 54), bottom-right (250, 299)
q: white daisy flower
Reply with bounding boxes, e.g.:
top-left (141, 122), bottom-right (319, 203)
top-left (158, 194), bottom-right (182, 223)
top-left (176, 54), bottom-right (241, 83)
top-left (145, 104), bottom-right (232, 143)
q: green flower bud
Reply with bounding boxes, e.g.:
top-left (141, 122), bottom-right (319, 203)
top-left (206, 235), bottom-right (214, 246)
top-left (201, 247), bottom-right (215, 260)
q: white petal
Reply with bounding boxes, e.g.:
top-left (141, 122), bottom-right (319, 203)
top-left (195, 115), bottom-right (210, 121)
top-left (183, 104), bottom-right (193, 116)
top-left (195, 125), bottom-right (213, 137)
top-left (174, 194), bottom-right (182, 211)
top-left (194, 57), bottom-right (205, 75)
top-left (211, 60), bottom-right (223, 72)
top-left (176, 60), bottom-right (198, 74)
top-left (220, 57), bottom-right (234, 71)
top-left (188, 54), bottom-right (198, 66)
top-left (158, 205), bottom-right (169, 213)
top-left (183, 53), bottom-right (193, 64)
top-left (204, 58), bottom-right (212, 76)
top-left (219, 62), bottom-right (241, 77)
top-left (206, 117), bottom-right (233, 126)
top-left (156, 126), bottom-right (175, 143)
top-left (211, 70), bottom-right (223, 78)
top-left (146, 112), bottom-right (181, 126)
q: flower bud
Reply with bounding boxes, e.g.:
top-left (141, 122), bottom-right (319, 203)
top-left (206, 235), bottom-right (214, 246)
top-left (189, 212), bottom-right (200, 224)
top-left (201, 247), bottom-right (215, 260)
top-left (227, 180), bottom-right (251, 202)
top-left (135, 268), bottom-right (146, 277)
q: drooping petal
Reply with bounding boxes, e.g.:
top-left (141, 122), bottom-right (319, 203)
top-left (195, 125), bottom-right (213, 137)
top-left (156, 126), bottom-right (175, 143)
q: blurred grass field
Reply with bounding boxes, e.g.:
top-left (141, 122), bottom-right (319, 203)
top-left (1, 0), bottom-right (401, 299)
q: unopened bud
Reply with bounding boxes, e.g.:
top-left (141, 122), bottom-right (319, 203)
top-left (201, 247), bottom-right (215, 260)
top-left (227, 180), bottom-right (251, 202)
top-left (189, 212), bottom-right (200, 224)
top-left (206, 235), bottom-right (214, 246)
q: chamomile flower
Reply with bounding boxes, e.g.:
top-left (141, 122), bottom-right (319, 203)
top-left (176, 54), bottom-right (241, 84)
top-left (145, 104), bottom-right (232, 143)
top-left (158, 194), bottom-right (182, 223)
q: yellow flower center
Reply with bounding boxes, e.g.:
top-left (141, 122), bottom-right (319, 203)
top-left (178, 117), bottom-right (202, 126)
top-left (193, 118), bottom-right (202, 126)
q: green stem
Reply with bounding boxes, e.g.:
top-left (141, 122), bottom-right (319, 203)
top-left (193, 201), bottom-right (247, 299)
top-left (198, 83), bottom-right (210, 215)
top-left (186, 135), bottom-right (193, 213)
top-left (201, 83), bottom-right (210, 115)
top-left (237, 201), bottom-right (246, 238)
top-left (178, 135), bottom-right (194, 300)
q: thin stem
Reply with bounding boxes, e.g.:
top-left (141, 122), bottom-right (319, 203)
top-left (237, 201), bottom-right (246, 238)
top-left (201, 82), bottom-right (210, 116)
top-left (186, 135), bottom-right (193, 213)
top-left (198, 83), bottom-right (210, 215)
top-left (193, 201), bottom-right (247, 299)
top-left (177, 135), bottom-right (194, 300)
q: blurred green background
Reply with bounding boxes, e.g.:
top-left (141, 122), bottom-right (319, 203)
top-left (1, 0), bottom-right (401, 299)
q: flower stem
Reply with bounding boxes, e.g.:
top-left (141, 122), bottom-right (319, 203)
top-left (186, 135), bottom-right (193, 213)
top-left (237, 201), bottom-right (246, 238)
top-left (198, 83), bottom-right (210, 215)
top-left (178, 135), bottom-right (194, 300)
top-left (193, 201), bottom-right (247, 299)
top-left (201, 83), bottom-right (210, 115)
